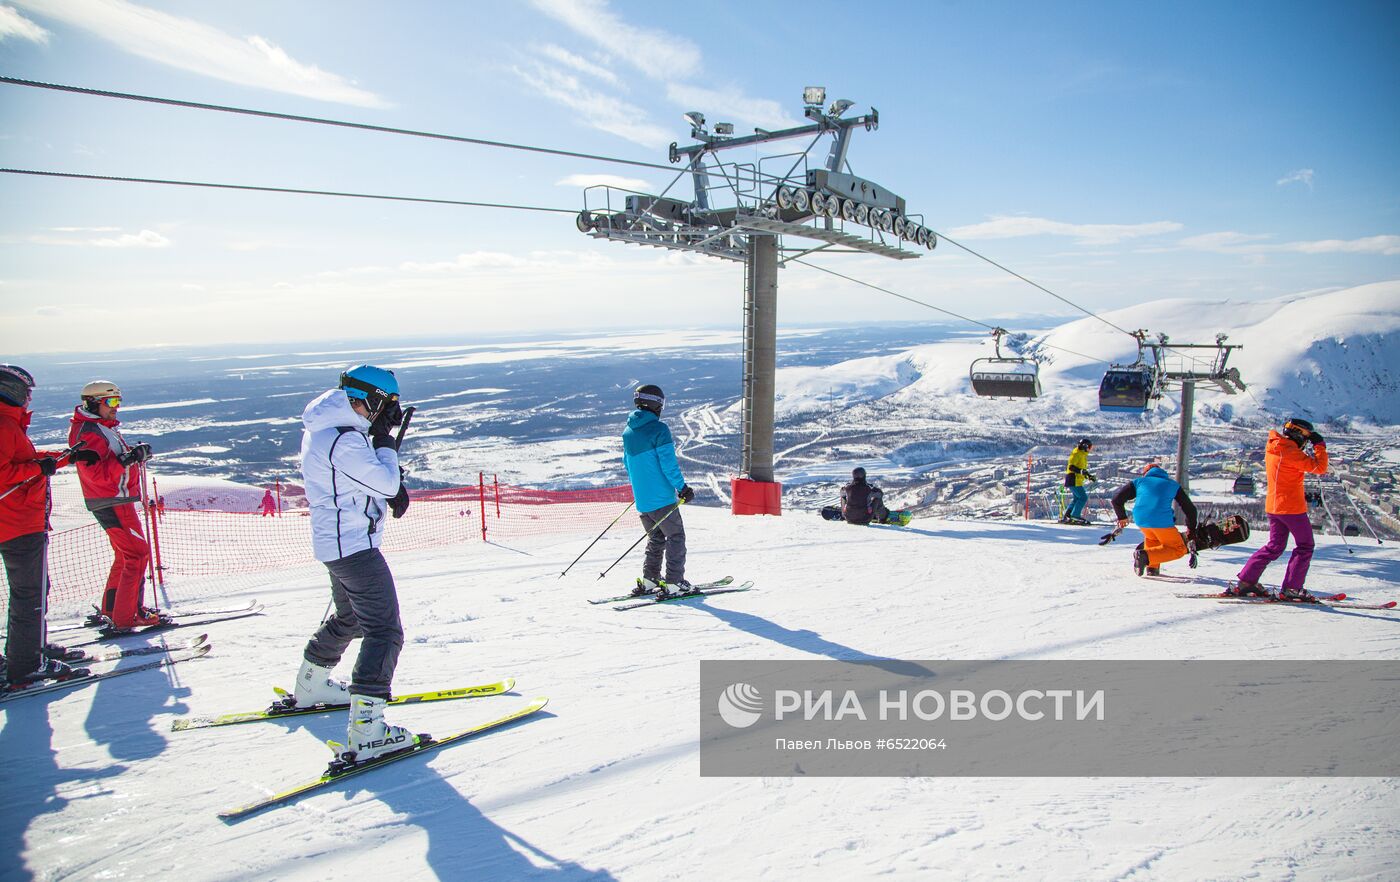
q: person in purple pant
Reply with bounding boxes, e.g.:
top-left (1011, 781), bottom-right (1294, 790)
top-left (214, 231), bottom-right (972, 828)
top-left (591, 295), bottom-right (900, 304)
top-left (1231, 418), bottom-right (1329, 601)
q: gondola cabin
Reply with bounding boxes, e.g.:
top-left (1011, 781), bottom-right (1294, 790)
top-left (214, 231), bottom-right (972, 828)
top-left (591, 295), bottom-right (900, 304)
top-left (1098, 366), bottom-right (1157, 413)
top-left (970, 359), bottom-right (1042, 399)
top-left (1232, 474), bottom-right (1256, 495)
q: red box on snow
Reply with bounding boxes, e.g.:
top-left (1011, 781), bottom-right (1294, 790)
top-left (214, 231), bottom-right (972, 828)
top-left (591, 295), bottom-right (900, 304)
top-left (731, 477), bottom-right (782, 515)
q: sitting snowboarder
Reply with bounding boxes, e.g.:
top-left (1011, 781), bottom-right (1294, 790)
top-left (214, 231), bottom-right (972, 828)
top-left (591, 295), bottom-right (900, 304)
top-left (1110, 463), bottom-right (1198, 576)
top-left (837, 467), bottom-right (911, 526)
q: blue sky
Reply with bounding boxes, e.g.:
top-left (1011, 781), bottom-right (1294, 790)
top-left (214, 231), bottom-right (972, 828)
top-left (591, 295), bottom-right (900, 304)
top-left (1, 0), bottom-right (1397, 353)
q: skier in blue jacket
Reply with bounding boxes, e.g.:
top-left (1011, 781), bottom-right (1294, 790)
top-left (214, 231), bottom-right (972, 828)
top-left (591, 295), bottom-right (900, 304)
top-left (622, 384), bottom-right (694, 597)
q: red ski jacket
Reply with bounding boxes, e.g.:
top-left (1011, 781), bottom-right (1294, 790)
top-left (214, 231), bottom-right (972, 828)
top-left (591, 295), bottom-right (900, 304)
top-left (67, 407), bottom-right (141, 511)
top-left (0, 402), bottom-right (66, 543)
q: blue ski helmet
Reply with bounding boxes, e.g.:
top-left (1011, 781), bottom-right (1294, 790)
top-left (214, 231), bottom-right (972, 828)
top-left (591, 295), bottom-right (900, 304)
top-left (339, 365), bottom-right (399, 416)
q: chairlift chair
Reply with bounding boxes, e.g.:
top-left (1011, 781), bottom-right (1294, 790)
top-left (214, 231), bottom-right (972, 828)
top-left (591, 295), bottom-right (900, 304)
top-left (1098, 364), bottom-right (1159, 413)
top-left (970, 328), bottom-right (1042, 399)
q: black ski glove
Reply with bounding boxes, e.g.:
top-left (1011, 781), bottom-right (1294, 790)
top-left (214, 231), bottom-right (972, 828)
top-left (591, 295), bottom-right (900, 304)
top-left (371, 432), bottom-right (398, 451)
top-left (369, 401), bottom-right (404, 436)
top-left (36, 456), bottom-right (59, 477)
top-left (118, 443), bottom-right (152, 466)
top-left (678, 485), bottom-right (695, 503)
top-left (1308, 432), bottom-right (1325, 447)
top-left (70, 449), bottom-right (100, 465)
top-left (389, 468), bottom-right (409, 518)
top-left (1084, 471), bottom-right (1096, 482)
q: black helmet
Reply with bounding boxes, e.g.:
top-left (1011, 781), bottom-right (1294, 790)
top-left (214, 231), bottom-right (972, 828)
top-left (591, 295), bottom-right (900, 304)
top-left (0, 364), bottom-right (35, 408)
top-left (1284, 417), bottom-right (1314, 434)
top-left (1077, 437), bottom-right (1093, 449)
top-left (634, 384), bottom-right (665, 415)
top-left (852, 467), bottom-right (867, 481)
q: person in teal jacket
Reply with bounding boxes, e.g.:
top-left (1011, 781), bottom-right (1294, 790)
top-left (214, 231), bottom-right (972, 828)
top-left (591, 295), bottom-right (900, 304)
top-left (622, 384), bottom-right (693, 597)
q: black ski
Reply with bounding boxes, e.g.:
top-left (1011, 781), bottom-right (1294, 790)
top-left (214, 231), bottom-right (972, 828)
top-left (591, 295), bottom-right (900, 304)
top-left (50, 600), bottom-right (261, 635)
top-left (0, 644), bottom-right (213, 703)
top-left (77, 633), bottom-right (209, 663)
top-left (589, 576), bottom-right (734, 605)
top-left (613, 583), bottom-right (755, 611)
top-left (66, 605), bottom-right (264, 649)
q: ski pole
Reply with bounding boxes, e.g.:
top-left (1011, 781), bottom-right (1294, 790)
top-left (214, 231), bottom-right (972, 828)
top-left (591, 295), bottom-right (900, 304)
top-left (559, 500), bottom-right (635, 578)
top-left (1314, 481), bottom-right (1352, 555)
top-left (1343, 487), bottom-right (1384, 545)
top-left (597, 500), bottom-right (686, 581)
top-left (1098, 526), bottom-right (1123, 546)
top-left (0, 441), bottom-right (86, 502)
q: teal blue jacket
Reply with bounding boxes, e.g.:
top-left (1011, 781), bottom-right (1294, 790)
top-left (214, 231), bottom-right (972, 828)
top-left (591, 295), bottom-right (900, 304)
top-left (622, 409), bottom-right (686, 512)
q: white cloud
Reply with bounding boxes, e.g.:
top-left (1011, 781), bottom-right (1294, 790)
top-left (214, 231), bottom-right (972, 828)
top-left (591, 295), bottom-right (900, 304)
top-left (512, 62), bottom-right (673, 147)
top-left (1179, 231), bottom-right (1400, 256)
top-left (1279, 235), bottom-right (1400, 256)
top-left (12, 0), bottom-right (386, 107)
top-left (29, 228), bottom-right (170, 248)
top-left (946, 215), bottom-right (1183, 246)
top-left (537, 43), bottom-right (621, 87)
top-left (1177, 231), bottom-right (1273, 252)
top-left (0, 4), bottom-right (48, 42)
top-left (49, 226), bottom-right (121, 233)
top-left (664, 83), bottom-right (802, 130)
top-left (1277, 168), bottom-right (1314, 190)
top-left (400, 252), bottom-right (529, 273)
top-left (529, 0), bottom-right (700, 79)
top-left (556, 173), bottom-right (653, 191)
top-left (92, 229), bottom-right (171, 248)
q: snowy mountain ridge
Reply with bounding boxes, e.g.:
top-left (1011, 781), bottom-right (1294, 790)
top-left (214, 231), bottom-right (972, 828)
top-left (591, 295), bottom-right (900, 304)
top-left (767, 281), bottom-right (1400, 428)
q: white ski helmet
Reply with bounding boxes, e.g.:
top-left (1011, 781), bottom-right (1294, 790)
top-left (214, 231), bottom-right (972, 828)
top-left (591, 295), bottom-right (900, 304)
top-left (80, 380), bottom-right (122, 413)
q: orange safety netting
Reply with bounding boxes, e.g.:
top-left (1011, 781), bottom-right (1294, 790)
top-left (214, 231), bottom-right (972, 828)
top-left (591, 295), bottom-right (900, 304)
top-left (4, 476), bottom-right (632, 625)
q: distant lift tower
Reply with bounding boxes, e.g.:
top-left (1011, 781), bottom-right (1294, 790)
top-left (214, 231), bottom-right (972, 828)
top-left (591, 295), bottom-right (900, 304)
top-left (576, 87), bottom-right (933, 514)
top-left (1151, 334), bottom-right (1247, 496)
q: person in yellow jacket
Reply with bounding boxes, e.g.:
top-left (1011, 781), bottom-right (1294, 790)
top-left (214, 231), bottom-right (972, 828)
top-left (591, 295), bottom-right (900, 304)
top-left (1060, 438), bottom-right (1095, 524)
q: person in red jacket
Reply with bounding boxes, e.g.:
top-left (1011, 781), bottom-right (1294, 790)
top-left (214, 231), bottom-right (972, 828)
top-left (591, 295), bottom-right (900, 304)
top-left (1232, 417), bottom-right (1329, 601)
top-left (67, 380), bottom-right (161, 629)
top-left (1, 365), bottom-right (99, 686)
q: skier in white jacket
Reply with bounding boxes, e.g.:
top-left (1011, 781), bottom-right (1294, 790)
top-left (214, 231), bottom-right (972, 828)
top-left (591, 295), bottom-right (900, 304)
top-left (291, 365), bottom-right (418, 763)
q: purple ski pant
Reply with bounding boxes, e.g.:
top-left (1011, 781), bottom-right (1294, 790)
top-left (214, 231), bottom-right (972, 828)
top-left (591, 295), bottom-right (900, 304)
top-left (1237, 512), bottom-right (1315, 590)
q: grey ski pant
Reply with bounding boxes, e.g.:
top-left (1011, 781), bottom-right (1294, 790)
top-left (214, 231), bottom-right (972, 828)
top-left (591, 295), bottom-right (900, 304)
top-left (639, 504), bottom-right (686, 583)
top-left (2, 531), bottom-right (49, 683)
top-left (303, 547), bottom-right (402, 699)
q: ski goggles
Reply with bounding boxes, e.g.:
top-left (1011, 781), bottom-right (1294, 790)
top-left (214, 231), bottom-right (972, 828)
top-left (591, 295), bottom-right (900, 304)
top-left (98, 396), bottom-right (121, 408)
top-left (339, 375), bottom-right (399, 415)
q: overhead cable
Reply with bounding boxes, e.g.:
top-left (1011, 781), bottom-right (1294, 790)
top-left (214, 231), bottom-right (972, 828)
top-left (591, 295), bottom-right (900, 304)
top-left (0, 75), bottom-right (678, 173)
top-left (0, 167), bottom-right (577, 213)
top-left (790, 258), bottom-right (1110, 365)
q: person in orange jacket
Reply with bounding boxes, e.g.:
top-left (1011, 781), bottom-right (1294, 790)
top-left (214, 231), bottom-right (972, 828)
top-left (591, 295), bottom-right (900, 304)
top-left (1231, 417), bottom-right (1328, 601)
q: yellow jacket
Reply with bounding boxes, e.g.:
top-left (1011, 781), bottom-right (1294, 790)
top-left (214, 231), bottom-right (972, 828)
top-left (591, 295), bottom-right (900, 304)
top-left (1064, 448), bottom-right (1090, 487)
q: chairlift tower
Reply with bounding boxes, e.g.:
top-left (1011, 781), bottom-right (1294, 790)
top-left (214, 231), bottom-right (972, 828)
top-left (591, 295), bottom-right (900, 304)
top-left (576, 88), bottom-right (934, 514)
top-left (1145, 333), bottom-right (1247, 495)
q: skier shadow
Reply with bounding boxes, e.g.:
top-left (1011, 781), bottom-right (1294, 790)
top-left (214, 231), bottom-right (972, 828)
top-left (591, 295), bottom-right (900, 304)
top-left (690, 602), bottom-right (932, 677)
top-left (1311, 544), bottom-right (1400, 584)
top-left (83, 653), bottom-right (194, 763)
top-left (0, 699), bottom-right (125, 882)
top-left (339, 715), bottom-right (618, 881)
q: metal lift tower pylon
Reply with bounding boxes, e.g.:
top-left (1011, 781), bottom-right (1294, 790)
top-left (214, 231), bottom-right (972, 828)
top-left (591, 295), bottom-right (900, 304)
top-left (575, 88), bottom-right (934, 514)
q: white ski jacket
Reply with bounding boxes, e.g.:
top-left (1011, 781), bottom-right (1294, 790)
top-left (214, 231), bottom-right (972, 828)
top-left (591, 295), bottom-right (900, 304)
top-left (300, 389), bottom-right (400, 562)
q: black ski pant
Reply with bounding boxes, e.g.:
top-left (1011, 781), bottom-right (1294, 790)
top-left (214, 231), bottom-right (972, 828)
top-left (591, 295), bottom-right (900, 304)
top-left (3, 531), bottom-right (49, 684)
top-left (302, 547), bottom-right (402, 699)
top-left (639, 504), bottom-right (686, 583)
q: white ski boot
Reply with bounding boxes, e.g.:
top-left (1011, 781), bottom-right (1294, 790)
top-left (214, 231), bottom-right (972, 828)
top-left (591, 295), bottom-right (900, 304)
top-left (292, 659), bottom-right (351, 707)
top-left (345, 694), bottom-right (420, 762)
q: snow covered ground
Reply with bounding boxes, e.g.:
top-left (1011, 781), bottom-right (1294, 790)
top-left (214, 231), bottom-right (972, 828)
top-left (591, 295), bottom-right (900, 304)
top-left (4, 506), bottom-right (1398, 881)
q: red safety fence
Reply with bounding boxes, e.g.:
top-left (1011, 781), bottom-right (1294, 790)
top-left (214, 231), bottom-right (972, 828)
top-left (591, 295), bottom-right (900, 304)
top-left (5, 470), bottom-right (632, 626)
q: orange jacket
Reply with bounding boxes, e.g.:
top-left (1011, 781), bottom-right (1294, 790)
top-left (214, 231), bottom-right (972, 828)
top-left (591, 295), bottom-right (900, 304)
top-left (1263, 429), bottom-right (1328, 515)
